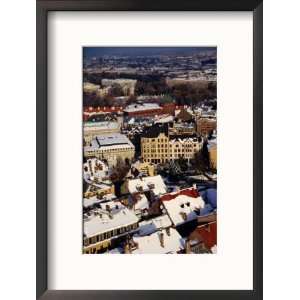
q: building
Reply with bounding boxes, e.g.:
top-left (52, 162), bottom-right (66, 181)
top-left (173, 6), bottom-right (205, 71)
top-left (128, 161), bottom-right (156, 177)
top-left (188, 221), bottom-right (217, 253)
top-left (83, 121), bottom-right (120, 143)
top-left (123, 103), bottom-right (163, 117)
top-left (208, 138), bottom-right (217, 169)
top-left (141, 124), bottom-right (202, 164)
top-left (83, 201), bottom-right (139, 253)
top-left (196, 117), bottom-right (217, 135)
top-left (83, 182), bottom-right (115, 201)
top-left (102, 78), bottom-right (137, 96)
top-left (84, 133), bottom-right (135, 166)
top-left (169, 122), bottom-right (196, 135)
top-left (138, 214), bottom-right (172, 236)
top-left (175, 109), bottom-right (194, 123)
top-left (136, 161), bottom-right (155, 177)
top-left (126, 228), bottom-right (185, 254)
top-left (160, 187), bottom-right (205, 227)
top-left (83, 82), bottom-right (111, 97)
top-left (83, 158), bottom-right (109, 183)
top-left (127, 175), bottom-right (167, 196)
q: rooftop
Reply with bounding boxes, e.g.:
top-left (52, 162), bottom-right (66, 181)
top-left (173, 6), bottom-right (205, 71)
top-left (132, 228), bottom-right (185, 254)
top-left (128, 175), bottom-right (167, 196)
top-left (84, 133), bottom-right (134, 151)
top-left (141, 123), bottom-right (168, 138)
top-left (138, 214), bottom-right (172, 236)
top-left (161, 188), bottom-right (205, 226)
top-left (84, 201), bottom-right (139, 237)
top-left (124, 103), bottom-right (162, 113)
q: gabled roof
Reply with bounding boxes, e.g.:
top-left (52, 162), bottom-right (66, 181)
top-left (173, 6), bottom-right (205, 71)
top-left (161, 188), bottom-right (205, 226)
top-left (141, 123), bottom-right (168, 138)
top-left (176, 109), bottom-right (193, 122)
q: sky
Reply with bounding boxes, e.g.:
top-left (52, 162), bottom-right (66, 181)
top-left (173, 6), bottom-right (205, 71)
top-left (83, 47), bottom-right (216, 58)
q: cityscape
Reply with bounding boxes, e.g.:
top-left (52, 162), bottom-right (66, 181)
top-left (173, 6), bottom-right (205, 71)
top-left (83, 47), bottom-right (217, 254)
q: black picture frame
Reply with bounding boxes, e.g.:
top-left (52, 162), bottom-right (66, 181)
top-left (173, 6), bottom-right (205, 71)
top-left (36, 1), bottom-right (263, 299)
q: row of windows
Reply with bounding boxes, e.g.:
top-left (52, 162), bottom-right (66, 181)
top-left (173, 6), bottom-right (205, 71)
top-left (84, 223), bottom-right (138, 247)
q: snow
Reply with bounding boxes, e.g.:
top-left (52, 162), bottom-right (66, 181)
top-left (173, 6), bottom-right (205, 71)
top-left (83, 158), bottom-right (109, 182)
top-left (127, 175), bottom-right (167, 196)
top-left (138, 215), bottom-right (172, 236)
top-left (132, 228), bottom-right (185, 254)
top-left (84, 201), bottom-right (139, 237)
top-left (83, 194), bottom-right (116, 208)
top-left (161, 189), bottom-right (205, 226)
top-left (134, 194), bottom-right (149, 211)
top-left (124, 103), bottom-right (162, 113)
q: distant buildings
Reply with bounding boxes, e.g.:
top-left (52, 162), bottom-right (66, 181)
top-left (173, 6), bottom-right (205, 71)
top-left (83, 82), bottom-right (111, 97)
top-left (141, 124), bottom-right (202, 163)
top-left (102, 78), bottom-right (137, 96)
top-left (83, 201), bottom-right (139, 253)
top-left (84, 133), bottom-right (135, 166)
top-left (123, 103), bottom-right (163, 117)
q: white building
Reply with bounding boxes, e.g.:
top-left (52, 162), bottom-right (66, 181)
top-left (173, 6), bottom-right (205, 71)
top-left (84, 133), bottom-right (135, 166)
top-left (84, 121), bottom-right (120, 143)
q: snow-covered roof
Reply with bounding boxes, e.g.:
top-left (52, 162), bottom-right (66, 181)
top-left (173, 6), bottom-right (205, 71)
top-left (84, 133), bottom-right (134, 152)
top-left (128, 175), bottom-right (167, 196)
top-left (84, 121), bottom-right (119, 131)
top-left (83, 158), bottom-right (109, 182)
top-left (84, 201), bottom-right (139, 237)
top-left (124, 103), bottom-right (162, 113)
top-left (138, 214), bottom-right (172, 236)
top-left (134, 193), bottom-right (149, 211)
top-left (132, 228), bottom-right (185, 254)
top-left (83, 194), bottom-right (116, 208)
top-left (161, 188), bottom-right (205, 226)
top-left (154, 114), bottom-right (174, 124)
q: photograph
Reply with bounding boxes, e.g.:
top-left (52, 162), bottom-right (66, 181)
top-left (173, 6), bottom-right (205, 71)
top-left (82, 47), bottom-right (217, 254)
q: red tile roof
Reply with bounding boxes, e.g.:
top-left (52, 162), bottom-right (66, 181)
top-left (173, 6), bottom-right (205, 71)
top-left (160, 188), bottom-right (199, 202)
top-left (192, 222), bottom-right (217, 249)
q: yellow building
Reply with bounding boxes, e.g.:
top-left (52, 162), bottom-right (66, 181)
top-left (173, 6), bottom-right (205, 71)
top-left (141, 124), bottom-right (202, 164)
top-left (208, 140), bottom-right (217, 169)
top-left (137, 162), bottom-right (155, 176)
top-left (83, 182), bottom-right (115, 200)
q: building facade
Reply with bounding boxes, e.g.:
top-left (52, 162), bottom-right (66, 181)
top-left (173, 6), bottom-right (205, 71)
top-left (141, 124), bottom-right (202, 164)
top-left (83, 201), bottom-right (139, 253)
top-left (84, 133), bottom-right (135, 166)
top-left (196, 117), bottom-right (217, 135)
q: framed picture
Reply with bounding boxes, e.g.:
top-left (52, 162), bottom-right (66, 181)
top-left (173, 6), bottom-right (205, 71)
top-left (37, 0), bottom-right (262, 299)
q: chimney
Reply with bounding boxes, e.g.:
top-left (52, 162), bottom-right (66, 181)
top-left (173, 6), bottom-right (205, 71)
top-left (124, 243), bottom-right (131, 254)
top-left (185, 238), bottom-right (191, 254)
top-left (159, 231), bottom-right (165, 248)
top-left (166, 227), bottom-right (171, 236)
